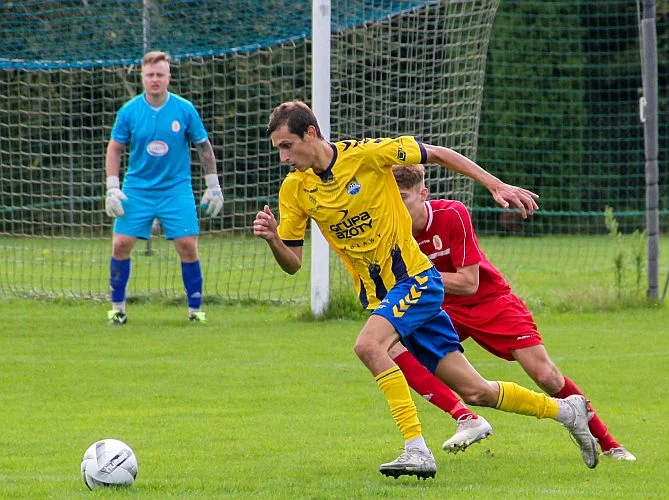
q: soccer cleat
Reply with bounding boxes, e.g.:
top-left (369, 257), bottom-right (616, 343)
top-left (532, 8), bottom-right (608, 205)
top-left (602, 446), bottom-right (636, 461)
top-left (562, 395), bottom-right (599, 469)
top-left (107, 310), bottom-right (127, 325)
top-left (189, 311), bottom-right (207, 323)
top-left (379, 447), bottom-right (436, 480)
top-left (442, 415), bottom-right (493, 454)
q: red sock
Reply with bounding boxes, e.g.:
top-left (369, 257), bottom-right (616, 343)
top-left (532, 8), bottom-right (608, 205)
top-left (393, 350), bottom-right (475, 421)
top-left (552, 376), bottom-right (620, 451)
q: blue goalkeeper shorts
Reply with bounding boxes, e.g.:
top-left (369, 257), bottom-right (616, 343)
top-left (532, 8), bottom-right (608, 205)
top-left (113, 186), bottom-right (199, 240)
top-left (372, 266), bottom-right (463, 373)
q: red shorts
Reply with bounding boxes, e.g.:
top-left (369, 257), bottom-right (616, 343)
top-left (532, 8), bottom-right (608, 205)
top-left (444, 293), bottom-right (543, 361)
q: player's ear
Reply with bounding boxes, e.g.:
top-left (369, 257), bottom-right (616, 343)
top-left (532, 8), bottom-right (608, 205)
top-left (306, 125), bottom-right (318, 139)
top-left (420, 186), bottom-right (429, 201)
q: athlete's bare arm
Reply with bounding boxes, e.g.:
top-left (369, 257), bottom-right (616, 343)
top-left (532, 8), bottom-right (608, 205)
top-left (439, 263), bottom-right (479, 296)
top-left (424, 144), bottom-right (538, 218)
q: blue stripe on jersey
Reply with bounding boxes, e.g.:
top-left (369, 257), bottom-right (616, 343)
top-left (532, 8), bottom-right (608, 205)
top-left (415, 136), bottom-right (428, 163)
top-left (359, 279), bottom-right (369, 309)
top-left (390, 245), bottom-right (409, 282)
top-left (368, 262), bottom-right (388, 303)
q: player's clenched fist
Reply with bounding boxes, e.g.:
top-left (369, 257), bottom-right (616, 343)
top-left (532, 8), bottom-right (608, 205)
top-left (253, 205), bottom-right (278, 241)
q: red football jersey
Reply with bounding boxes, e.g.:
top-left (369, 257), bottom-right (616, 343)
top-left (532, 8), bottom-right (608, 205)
top-left (414, 199), bottom-right (511, 307)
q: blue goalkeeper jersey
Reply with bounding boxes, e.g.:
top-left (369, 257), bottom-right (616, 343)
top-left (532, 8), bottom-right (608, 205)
top-left (111, 92), bottom-right (208, 192)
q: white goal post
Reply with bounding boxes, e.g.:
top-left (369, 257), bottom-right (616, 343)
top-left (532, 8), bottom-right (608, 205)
top-left (311, 0), bottom-right (332, 317)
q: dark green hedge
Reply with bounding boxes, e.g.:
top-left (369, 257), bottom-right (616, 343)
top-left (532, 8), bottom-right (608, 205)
top-left (475, 0), bottom-right (668, 235)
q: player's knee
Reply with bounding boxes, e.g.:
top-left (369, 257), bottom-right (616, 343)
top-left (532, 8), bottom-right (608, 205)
top-left (353, 339), bottom-right (373, 364)
top-left (111, 239), bottom-right (134, 259)
top-left (175, 242), bottom-right (198, 261)
top-left (530, 365), bottom-right (563, 394)
top-left (354, 338), bottom-right (390, 370)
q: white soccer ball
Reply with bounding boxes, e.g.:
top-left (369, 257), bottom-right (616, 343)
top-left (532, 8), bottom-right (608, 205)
top-left (80, 438), bottom-right (138, 490)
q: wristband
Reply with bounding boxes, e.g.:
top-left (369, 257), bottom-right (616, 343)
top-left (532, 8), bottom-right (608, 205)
top-left (106, 176), bottom-right (120, 190)
top-left (205, 174), bottom-right (220, 189)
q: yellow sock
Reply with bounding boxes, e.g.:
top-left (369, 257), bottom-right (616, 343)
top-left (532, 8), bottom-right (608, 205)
top-left (376, 366), bottom-right (422, 440)
top-left (495, 381), bottom-right (559, 419)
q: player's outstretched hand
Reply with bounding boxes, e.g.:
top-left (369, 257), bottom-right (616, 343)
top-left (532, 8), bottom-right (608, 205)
top-left (105, 176), bottom-right (127, 218)
top-left (490, 182), bottom-right (539, 219)
top-left (253, 205), bottom-right (278, 241)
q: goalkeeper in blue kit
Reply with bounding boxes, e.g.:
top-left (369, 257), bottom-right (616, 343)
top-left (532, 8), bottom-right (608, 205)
top-left (104, 51), bottom-right (223, 325)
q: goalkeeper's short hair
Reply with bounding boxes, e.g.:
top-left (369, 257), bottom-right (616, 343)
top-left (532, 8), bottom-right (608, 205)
top-left (142, 51), bottom-right (171, 67)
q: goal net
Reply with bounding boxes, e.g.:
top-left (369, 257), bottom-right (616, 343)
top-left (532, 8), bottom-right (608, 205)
top-left (0, 0), bottom-right (499, 302)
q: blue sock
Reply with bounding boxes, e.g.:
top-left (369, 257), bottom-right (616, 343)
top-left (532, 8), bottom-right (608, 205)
top-left (181, 260), bottom-right (203, 310)
top-left (110, 257), bottom-right (131, 304)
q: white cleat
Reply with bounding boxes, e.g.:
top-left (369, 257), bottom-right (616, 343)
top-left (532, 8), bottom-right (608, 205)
top-left (379, 447), bottom-right (436, 480)
top-left (602, 446), bottom-right (636, 461)
top-left (562, 395), bottom-right (599, 469)
top-left (442, 415), bottom-right (493, 454)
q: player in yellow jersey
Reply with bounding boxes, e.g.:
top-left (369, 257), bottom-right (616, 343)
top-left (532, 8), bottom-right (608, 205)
top-left (253, 101), bottom-right (598, 478)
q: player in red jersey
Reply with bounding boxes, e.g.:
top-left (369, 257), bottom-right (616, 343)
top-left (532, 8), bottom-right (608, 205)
top-left (391, 164), bottom-right (635, 462)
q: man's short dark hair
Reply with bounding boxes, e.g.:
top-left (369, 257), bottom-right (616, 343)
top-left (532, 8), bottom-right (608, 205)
top-left (267, 101), bottom-right (323, 139)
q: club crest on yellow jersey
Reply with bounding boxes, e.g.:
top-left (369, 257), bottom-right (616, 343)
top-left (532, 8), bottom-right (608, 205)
top-left (346, 177), bottom-right (361, 195)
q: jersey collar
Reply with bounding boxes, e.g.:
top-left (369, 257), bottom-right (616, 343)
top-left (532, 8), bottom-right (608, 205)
top-left (143, 91), bottom-right (171, 112)
top-left (316, 143), bottom-right (338, 182)
top-left (423, 200), bottom-right (434, 232)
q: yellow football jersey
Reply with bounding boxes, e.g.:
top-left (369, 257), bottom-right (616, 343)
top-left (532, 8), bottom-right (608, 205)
top-left (277, 136), bottom-right (433, 309)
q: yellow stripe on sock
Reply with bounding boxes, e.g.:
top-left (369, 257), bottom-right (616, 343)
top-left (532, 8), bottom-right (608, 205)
top-left (376, 366), bottom-right (422, 440)
top-left (495, 381), bottom-right (559, 419)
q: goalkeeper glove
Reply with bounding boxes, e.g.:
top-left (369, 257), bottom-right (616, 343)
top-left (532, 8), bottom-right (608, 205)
top-left (105, 176), bottom-right (127, 218)
top-left (200, 174), bottom-right (223, 217)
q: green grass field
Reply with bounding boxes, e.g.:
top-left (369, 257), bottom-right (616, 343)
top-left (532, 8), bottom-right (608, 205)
top-left (0, 298), bottom-right (666, 498)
